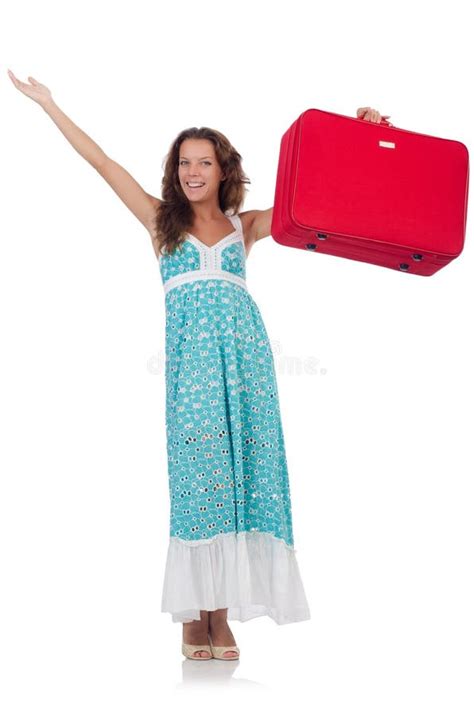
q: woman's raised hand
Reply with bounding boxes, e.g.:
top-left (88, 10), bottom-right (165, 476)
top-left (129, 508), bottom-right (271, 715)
top-left (7, 69), bottom-right (53, 107)
top-left (356, 106), bottom-right (391, 123)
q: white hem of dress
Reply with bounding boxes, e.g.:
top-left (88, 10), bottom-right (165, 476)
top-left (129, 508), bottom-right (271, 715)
top-left (160, 530), bottom-right (311, 625)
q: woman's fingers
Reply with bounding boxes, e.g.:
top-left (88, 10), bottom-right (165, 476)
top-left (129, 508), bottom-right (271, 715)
top-left (356, 106), bottom-right (388, 123)
top-left (7, 69), bottom-right (52, 106)
top-left (365, 108), bottom-right (380, 122)
top-left (7, 68), bottom-right (18, 86)
top-left (7, 69), bottom-right (30, 91)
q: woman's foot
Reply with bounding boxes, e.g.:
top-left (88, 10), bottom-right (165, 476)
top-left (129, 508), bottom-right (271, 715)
top-left (208, 608), bottom-right (238, 658)
top-left (182, 611), bottom-right (212, 659)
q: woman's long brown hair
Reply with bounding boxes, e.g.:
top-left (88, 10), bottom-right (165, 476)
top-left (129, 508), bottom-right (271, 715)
top-left (153, 126), bottom-right (251, 256)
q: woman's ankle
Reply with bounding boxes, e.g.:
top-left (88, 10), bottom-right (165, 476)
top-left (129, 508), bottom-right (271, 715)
top-left (208, 608), bottom-right (228, 624)
top-left (183, 611), bottom-right (209, 627)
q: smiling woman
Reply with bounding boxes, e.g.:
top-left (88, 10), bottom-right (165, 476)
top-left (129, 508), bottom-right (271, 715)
top-left (7, 68), bottom-right (382, 660)
top-left (153, 128), bottom-right (312, 635)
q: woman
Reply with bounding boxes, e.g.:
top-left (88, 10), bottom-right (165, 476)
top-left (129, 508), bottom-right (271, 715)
top-left (7, 69), bottom-right (386, 660)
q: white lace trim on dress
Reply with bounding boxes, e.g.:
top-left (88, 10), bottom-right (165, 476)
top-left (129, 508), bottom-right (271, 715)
top-left (163, 270), bottom-right (248, 295)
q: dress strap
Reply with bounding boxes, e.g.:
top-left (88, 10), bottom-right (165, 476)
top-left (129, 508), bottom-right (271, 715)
top-left (227, 213), bottom-right (248, 260)
top-left (228, 212), bottom-right (242, 234)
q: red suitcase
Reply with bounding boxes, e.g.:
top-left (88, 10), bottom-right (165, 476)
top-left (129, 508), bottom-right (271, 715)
top-left (271, 108), bottom-right (469, 276)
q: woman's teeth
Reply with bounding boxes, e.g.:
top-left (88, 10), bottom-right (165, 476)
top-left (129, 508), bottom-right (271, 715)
top-left (187, 183), bottom-right (205, 189)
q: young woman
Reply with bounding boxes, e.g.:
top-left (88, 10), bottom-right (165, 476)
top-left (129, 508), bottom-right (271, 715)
top-left (8, 69), bottom-right (386, 660)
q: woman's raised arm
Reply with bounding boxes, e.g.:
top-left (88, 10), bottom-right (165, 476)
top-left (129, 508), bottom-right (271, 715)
top-left (7, 70), bottom-right (160, 237)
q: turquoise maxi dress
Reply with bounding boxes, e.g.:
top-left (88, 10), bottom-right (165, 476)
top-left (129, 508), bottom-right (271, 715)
top-left (159, 211), bottom-right (311, 624)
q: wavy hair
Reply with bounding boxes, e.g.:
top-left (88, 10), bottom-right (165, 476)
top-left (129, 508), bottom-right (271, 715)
top-left (152, 126), bottom-right (251, 256)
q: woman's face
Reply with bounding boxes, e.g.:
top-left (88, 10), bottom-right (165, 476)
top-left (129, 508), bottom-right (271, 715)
top-left (178, 138), bottom-right (225, 206)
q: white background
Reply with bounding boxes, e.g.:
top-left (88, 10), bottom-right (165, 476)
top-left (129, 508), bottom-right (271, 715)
top-left (1, 0), bottom-right (472, 711)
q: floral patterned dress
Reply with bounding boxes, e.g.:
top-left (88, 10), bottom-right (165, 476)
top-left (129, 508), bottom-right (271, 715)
top-left (159, 211), bottom-right (311, 624)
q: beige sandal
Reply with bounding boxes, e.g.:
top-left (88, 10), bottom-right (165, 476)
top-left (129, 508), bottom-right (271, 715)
top-left (208, 637), bottom-right (240, 660)
top-left (181, 641), bottom-right (213, 660)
